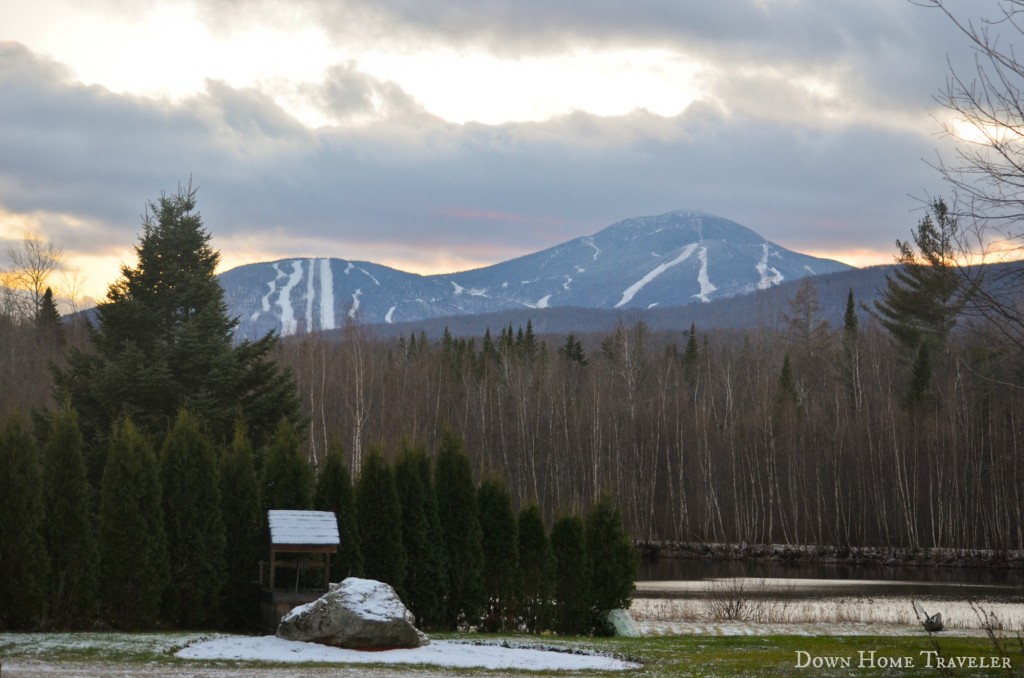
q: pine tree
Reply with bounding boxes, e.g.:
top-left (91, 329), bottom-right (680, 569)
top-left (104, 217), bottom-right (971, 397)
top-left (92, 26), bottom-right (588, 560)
top-left (261, 419), bottom-right (313, 512)
top-left (98, 418), bottom-right (168, 629)
top-left (871, 198), bottom-right (966, 354)
top-left (434, 427), bottom-right (485, 629)
top-left (393, 440), bottom-right (447, 630)
top-left (551, 513), bottom-right (591, 636)
top-left (0, 412), bottom-right (50, 629)
top-left (558, 334), bottom-right (588, 365)
top-left (219, 420), bottom-right (263, 630)
top-left (586, 494), bottom-right (637, 634)
top-left (841, 288), bottom-right (863, 410)
top-left (41, 404), bottom-right (97, 626)
top-left (517, 503), bottom-right (553, 632)
top-left (160, 410), bottom-right (226, 628)
top-left (55, 183), bottom-right (301, 452)
top-left (355, 447), bottom-right (406, 592)
top-left (905, 341), bottom-right (934, 410)
top-left (477, 477), bottom-right (518, 631)
top-left (683, 322), bottom-right (699, 377)
top-left (778, 352), bottom-right (799, 405)
top-left (36, 286), bottom-right (64, 347)
top-left (314, 439), bottom-right (363, 581)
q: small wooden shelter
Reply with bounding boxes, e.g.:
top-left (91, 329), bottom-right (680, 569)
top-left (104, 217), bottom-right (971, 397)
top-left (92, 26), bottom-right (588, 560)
top-left (259, 509), bottom-right (339, 632)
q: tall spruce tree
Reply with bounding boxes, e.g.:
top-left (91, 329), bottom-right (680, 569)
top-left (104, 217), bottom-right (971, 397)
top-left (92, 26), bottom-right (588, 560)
top-left (219, 420), bottom-right (263, 630)
top-left (871, 198), bottom-right (966, 354)
top-left (160, 410), bottom-right (226, 628)
top-left (585, 494), bottom-right (637, 634)
top-left (0, 412), bottom-right (50, 629)
top-left (551, 513), bottom-right (591, 636)
top-left (517, 503), bottom-right (554, 632)
top-left (314, 439), bottom-right (364, 581)
top-left (477, 477), bottom-right (518, 632)
top-left (434, 427), bottom-right (485, 629)
top-left (55, 184), bottom-right (301, 452)
top-left (98, 418), bottom-right (168, 629)
top-left (394, 440), bottom-right (447, 630)
top-left (355, 447), bottom-right (406, 592)
top-left (261, 419), bottom-right (313, 512)
top-left (41, 405), bottom-right (97, 625)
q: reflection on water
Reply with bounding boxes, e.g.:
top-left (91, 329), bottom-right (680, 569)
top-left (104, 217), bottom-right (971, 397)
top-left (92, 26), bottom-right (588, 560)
top-left (638, 558), bottom-right (1024, 601)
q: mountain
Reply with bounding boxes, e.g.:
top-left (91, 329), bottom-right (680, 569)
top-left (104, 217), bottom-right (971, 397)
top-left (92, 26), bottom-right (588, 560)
top-left (220, 211), bottom-right (853, 340)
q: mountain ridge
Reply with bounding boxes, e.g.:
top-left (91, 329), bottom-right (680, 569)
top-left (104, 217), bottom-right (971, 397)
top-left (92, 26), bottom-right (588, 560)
top-left (220, 210), bottom-right (854, 340)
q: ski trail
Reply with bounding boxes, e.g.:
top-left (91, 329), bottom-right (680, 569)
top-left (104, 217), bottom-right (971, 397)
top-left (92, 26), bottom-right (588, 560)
top-left (348, 289), bottom-right (362, 319)
top-left (756, 243), bottom-right (784, 289)
top-left (277, 260), bottom-right (304, 336)
top-left (694, 246), bottom-right (717, 303)
top-left (582, 236), bottom-right (601, 261)
top-left (615, 244), bottom-right (697, 308)
top-left (536, 294), bottom-right (551, 309)
top-left (260, 263), bottom-right (287, 315)
top-left (359, 267), bottom-right (380, 286)
top-left (320, 259), bottom-right (335, 330)
top-left (385, 306), bottom-right (396, 323)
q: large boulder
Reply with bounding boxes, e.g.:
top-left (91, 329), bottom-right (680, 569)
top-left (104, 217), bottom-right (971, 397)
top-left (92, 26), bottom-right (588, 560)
top-left (276, 577), bottom-right (429, 649)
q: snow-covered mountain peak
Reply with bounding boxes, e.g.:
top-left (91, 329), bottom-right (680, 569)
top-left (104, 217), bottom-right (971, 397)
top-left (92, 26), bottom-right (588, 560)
top-left (220, 211), bottom-right (853, 339)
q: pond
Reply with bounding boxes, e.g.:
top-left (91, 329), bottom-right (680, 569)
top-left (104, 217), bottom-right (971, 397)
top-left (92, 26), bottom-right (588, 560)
top-left (637, 557), bottom-right (1024, 601)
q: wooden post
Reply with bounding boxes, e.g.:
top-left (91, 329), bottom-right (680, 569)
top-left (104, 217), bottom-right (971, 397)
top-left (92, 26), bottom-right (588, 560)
top-left (269, 549), bottom-right (277, 590)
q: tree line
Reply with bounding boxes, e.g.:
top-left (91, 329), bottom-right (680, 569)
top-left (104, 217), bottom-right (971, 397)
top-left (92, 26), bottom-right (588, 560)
top-left (0, 404), bottom-right (636, 633)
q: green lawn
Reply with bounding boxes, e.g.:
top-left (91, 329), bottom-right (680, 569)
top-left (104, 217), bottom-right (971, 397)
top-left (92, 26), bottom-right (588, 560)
top-left (0, 631), bottom-right (1021, 676)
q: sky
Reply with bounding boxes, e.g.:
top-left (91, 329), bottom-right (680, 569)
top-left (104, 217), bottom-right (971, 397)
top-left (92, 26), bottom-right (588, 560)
top-left (0, 0), bottom-right (991, 304)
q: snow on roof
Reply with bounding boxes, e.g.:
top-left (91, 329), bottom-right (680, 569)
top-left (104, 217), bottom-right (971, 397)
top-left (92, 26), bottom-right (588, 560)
top-left (268, 510), bottom-right (339, 546)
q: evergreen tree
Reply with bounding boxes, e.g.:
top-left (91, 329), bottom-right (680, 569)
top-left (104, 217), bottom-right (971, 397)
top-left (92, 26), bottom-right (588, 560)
top-left (55, 184), bottom-right (301, 451)
top-left (585, 494), bottom-right (637, 634)
top-left (477, 477), bottom-right (518, 631)
top-left (98, 418), bottom-right (168, 629)
top-left (41, 405), bottom-right (97, 625)
top-left (905, 341), bottom-right (934, 410)
top-left (434, 427), bottom-right (485, 629)
top-left (261, 419), bottom-right (313, 512)
top-left (683, 322), bottom-right (699, 376)
top-left (0, 412), bottom-right (50, 629)
top-left (517, 503), bottom-right (554, 632)
top-left (871, 198), bottom-right (966, 353)
top-left (778, 352), bottom-right (799, 405)
top-left (841, 288), bottom-right (863, 410)
top-left (355, 447), bottom-right (406, 592)
top-left (393, 440), bottom-right (447, 630)
top-left (314, 439), bottom-right (363, 581)
top-left (160, 410), bottom-right (226, 628)
top-left (36, 286), bottom-right (64, 347)
top-left (219, 420), bottom-right (263, 630)
top-left (551, 513), bottom-right (591, 636)
top-left (558, 333), bottom-right (588, 365)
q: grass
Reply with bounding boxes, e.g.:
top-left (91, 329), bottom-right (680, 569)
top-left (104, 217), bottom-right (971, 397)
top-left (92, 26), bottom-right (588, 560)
top-left (1, 631), bottom-right (1022, 676)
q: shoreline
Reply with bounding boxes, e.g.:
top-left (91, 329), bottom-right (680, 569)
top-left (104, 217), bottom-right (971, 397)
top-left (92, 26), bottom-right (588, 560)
top-left (636, 542), bottom-right (1024, 570)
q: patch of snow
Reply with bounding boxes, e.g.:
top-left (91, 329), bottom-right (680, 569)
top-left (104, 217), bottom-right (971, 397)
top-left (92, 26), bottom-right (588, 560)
top-left (344, 262), bottom-right (354, 275)
top-left (468, 288), bottom-right (488, 297)
top-left (358, 267), bottom-right (380, 286)
top-left (319, 259), bottom-right (335, 330)
top-left (385, 306), bottom-right (396, 323)
top-left (615, 244), bottom-right (698, 308)
top-left (451, 281), bottom-right (464, 295)
top-left (575, 265), bottom-right (585, 273)
top-left (277, 261), bottom-right (305, 336)
top-left (804, 265), bottom-right (816, 274)
top-left (536, 294), bottom-right (551, 309)
top-left (583, 236), bottom-right (601, 261)
top-left (268, 510), bottom-right (339, 546)
top-left (261, 262), bottom-right (288, 313)
top-left (501, 282), bottom-right (509, 288)
top-left (562, 275), bottom-right (572, 291)
top-left (647, 303), bottom-right (659, 309)
top-left (694, 246), bottom-right (717, 303)
top-left (756, 243), bottom-right (784, 290)
top-left (348, 289), bottom-right (361, 319)
top-left (177, 636), bottom-right (636, 671)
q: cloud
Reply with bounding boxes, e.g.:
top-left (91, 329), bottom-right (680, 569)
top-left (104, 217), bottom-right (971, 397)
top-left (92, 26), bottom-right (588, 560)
top-left (0, 35), bottom-right (955, 296)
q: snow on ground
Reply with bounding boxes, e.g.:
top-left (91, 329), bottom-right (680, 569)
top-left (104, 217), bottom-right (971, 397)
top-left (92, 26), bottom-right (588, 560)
top-left (176, 636), bottom-right (638, 671)
top-left (756, 243), bottom-right (784, 289)
top-left (694, 245), bottom-right (717, 302)
top-left (615, 244), bottom-right (697, 308)
top-left (319, 258), bottom-right (335, 330)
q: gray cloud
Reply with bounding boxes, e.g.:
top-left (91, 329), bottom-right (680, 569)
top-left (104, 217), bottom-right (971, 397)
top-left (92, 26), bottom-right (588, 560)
top-left (0, 31), bottom-right (958, 278)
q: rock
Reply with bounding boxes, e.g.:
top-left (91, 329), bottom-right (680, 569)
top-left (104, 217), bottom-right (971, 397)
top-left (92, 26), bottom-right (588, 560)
top-left (604, 609), bottom-right (641, 637)
top-left (277, 577), bottom-right (429, 649)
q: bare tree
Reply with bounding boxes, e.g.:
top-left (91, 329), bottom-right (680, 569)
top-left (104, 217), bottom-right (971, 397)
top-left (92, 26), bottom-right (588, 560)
top-left (5, 231), bottom-right (64, 319)
top-left (923, 0), bottom-right (1024, 359)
